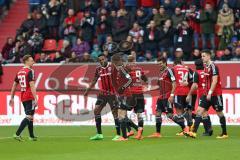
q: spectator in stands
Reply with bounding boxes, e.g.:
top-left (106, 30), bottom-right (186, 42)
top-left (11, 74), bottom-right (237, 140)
top-left (129, 22), bottom-right (144, 43)
top-left (231, 47), bottom-right (240, 60)
top-left (79, 0), bottom-right (99, 12)
top-left (158, 19), bottom-right (175, 59)
top-left (134, 36), bottom-right (146, 58)
top-left (80, 10), bottom-right (95, 44)
top-left (7, 41), bottom-right (22, 63)
top-left (28, 28), bottom-right (43, 54)
top-left (200, 3), bottom-right (217, 50)
top-left (1, 37), bottom-right (14, 60)
top-left (59, 0), bottom-right (68, 25)
top-left (34, 12), bottom-right (47, 37)
top-left (136, 8), bottom-right (151, 27)
top-left (140, 0), bottom-right (155, 16)
top-left (153, 6), bottom-right (170, 28)
top-left (29, 0), bottom-right (41, 13)
top-left (96, 14), bottom-right (111, 48)
top-left (71, 37), bottom-right (90, 58)
top-left (63, 9), bottom-right (78, 45)
top-left (189, 48), bottom-right (201, 61)
top-left (220, 47), bottom-right (233, 60)
top-left (46, 0), bottom-right (61, 39)
top-left (175, 21), bottom-right (194, 60)
top-left (60, 40), bottom-right (72, 58)
top-left (144, 20), bottom-right (159, 58)
top-left (162, 0), bottom-right (176, 16)
top-left (108, 9), bottom-right (117, 29)
top-left (234, 10), bottom-right (240, 40)
top-left (174, 48), bottom-right (184, 60)
top-left (186, 4), bottom-right (200, 49)
top-left (52, 51), bottom-right (65, 63)
top-left (36, 52), bottom-right (52, 63)
top-left (172, 7), bottom-right (185, 29)
top-left (217, 4), bottom-right (234, 50)
top-left (124, 0), bottom-right (137, 15)
top-left (67, 51), bottom-right (80, 63)
top-left (112, 9), bottom-right (129, 42)
top-left (104, 0), bottom-right (119, 11)
top-left (80, 52), bottom-right (94, 62)
top-left (17, 13), bottom-right (35, 39)
top-left (91, 44), bottom-right (101, 61)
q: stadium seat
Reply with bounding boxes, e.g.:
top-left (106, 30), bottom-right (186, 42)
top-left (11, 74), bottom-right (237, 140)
top-left (42, 39), bottom-right (57, 51)
top-left (216, 50), bottom-right (224, 58)
top-left (57, 39), bottom-right (64, 51)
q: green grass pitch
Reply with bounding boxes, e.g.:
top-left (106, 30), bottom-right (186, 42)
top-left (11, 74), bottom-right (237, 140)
top-left (0, 126), bottom-right (239, 160)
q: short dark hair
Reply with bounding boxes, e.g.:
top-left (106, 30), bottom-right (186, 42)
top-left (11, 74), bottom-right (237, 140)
top-left (194, 59), bottom-right (204, 70)
top-left (174, 58), bottom-right (182, 65)
top-left (157, 56), bottom-right (167, 64)
top-left (201, 49), bottom-right (212, 55)
top-left (111, 53), bottom-right (122, 63)
top-left (22, 55), bottom-right (32, 63)
top-left (98, 54), bottom-right (105, 58)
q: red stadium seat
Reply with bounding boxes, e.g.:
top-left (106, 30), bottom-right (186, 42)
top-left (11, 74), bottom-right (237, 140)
top-left (216, 50), bottom-right (224, 58)
top-left (42, 39), bottom-right (57, 51)
top-left (57, 39), bottom-right (64, 51)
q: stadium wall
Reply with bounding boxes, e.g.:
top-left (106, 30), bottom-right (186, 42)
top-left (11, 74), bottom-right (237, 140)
top-left (0, 62), bottom-right (240, 126)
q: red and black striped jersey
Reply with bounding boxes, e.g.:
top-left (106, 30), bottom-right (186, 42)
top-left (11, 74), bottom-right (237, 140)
top-left (193, 70), bottom-right (207, 97)
top-left (127, 63), bottom-right (145, 94)
top-left (14, 67), bottom-right (35, 102)
top-left (204, 62), bottom-right (222, 96)
top-left (94, 63), bottom-right (115, 95)
top-left (158, 67), bottom-right (175, 99)
top-left (188, 67), bottom-right (197, 95)
top-left (111, 65), bottom-right (132, 96)
top-left (172, 65), bottom-right (190, 96)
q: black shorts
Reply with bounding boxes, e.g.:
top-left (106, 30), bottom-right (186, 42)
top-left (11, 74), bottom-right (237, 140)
top-left (199, 95), bottom-right (223, 112)
top-left (118, 94), bottom-right (145, 113)
top-left (22, 100), bottom-right (36, 115)
top-left (156, 98), bottom-right (173, 113)
top-left (174, 95), bottom-right (190, 109)
top-left (188, 94), bottom-right (197, 111)
top-left (95, 94), bottom-right (117, 109)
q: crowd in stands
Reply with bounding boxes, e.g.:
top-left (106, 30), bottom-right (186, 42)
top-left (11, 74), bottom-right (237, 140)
top-left (0, 0), bottom-right (13, 19)
top-left (1, 0), bottom-right (240, 64)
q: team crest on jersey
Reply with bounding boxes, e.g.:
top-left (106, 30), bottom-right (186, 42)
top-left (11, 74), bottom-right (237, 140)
top-left (108, 67), bottom-right (111, 72)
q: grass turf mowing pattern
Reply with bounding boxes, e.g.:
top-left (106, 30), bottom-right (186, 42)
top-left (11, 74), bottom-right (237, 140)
top-left (0, 126), bottom-right (239, 160)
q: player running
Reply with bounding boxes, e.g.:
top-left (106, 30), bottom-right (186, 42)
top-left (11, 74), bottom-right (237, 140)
top-left (10, 55), bottom-right (38, 141)
top-left (148, 57), bottom-right (176, 138)
top-left (172, 58), bottom-right (192, 136)
top-left (111, 53), bottom-right (133, 141)
top-left (186, 59), bottom-right (213, 136)
top-left (187, 50), bottom-right (228, 139)
top-left (84, 54), bottom-right (120, 141)
top-left (125, 55), bottom-right (148, 140)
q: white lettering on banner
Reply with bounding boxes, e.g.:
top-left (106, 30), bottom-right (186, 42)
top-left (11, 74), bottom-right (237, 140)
top-left (45, 78), bottom-right (60, 90)
top-left (44, 95), bottom-right (56, 115)
top-left (235, 94), bottom-right (240, 115)
top-left (225, 76), bottom-right (230, 88)
top-left (35, 72), bottom-right (42, 88)
top-left (237, 76), bottom-right (240, 88)
top-left (64, 77), bottom-right (74, 89)
top-left (223, 94), bottom-right (234, 114)
top-left (7, 96), bottom-right (22, 115)
top-left (78, 78), bottom-right (89, 88)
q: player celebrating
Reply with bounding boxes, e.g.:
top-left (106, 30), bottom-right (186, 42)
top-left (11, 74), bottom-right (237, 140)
top-left (84, 54), bottom-right (120, 141)
top-left (186, 59), bottom-right (213, 136)
top-left (187, 50), bottom-right (228, 138)
top-left (10, 55), bottom-right (38, 141)
top-left (111, 53), bottom-right (133, 141)
top-left (148, 57), bottom-right (176, 138)
top-left (126, 55), bottom-right (148, 140)
top-left (172, 58), bottom-right (191, 136)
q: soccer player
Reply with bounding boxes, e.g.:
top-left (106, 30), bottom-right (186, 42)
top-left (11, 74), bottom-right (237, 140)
top-left (111, 53), bottom-right (133, 141)
top-left (125, 55), bottom-right (148, 140)
top-left (148, 57), bottom-right (176, 138)
top-left (172, 58), bottom-right (192, 136)
top-left (187, 50), bottom-right (228, 139)
top-left (10, 55), bottom-right (38, 141)
top-left (186, 59), bottom-right (213, 136)
top-left (84, 54), bottom-right (120, 141)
